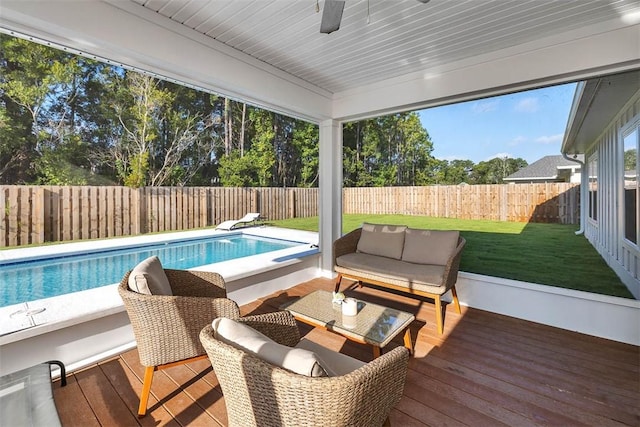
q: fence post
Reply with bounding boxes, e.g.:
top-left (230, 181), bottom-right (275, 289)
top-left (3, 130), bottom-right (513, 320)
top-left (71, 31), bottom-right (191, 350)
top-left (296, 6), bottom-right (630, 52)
top-left (289, 189), bottom-right (296, 219)
top-left (32, 187), bottom-right (45, 244)
top-left (138, 187), bottom-right (146, 234)
top-left (501, 184), bottom-right (507, 222)
top-left (253, 189), bottom-right (259, 216)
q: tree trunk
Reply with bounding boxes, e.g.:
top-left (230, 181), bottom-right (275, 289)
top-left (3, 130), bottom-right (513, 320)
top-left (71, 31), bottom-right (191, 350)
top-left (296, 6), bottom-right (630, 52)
top-left (224, 98), bottom-right (231, 156)
top-left (240, 102), bottom-right (246, 157)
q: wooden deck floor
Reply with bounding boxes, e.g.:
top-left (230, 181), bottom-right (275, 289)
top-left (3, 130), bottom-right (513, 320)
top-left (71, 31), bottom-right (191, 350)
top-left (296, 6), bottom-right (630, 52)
top-left (53, 278), bottom-right (640, 426)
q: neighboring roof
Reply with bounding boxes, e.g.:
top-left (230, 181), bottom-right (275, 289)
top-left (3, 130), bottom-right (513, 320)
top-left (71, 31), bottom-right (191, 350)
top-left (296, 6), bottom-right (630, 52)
top-left (504, 155), bottom-right (582, 181)
top-left (562, 70), bottom-right (640, 155)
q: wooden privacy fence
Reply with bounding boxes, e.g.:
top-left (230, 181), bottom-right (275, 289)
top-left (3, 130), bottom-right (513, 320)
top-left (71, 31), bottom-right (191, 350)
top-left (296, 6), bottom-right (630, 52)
top-left (342, 183), bottom-right (580, 223)
top-left (0, 183), bottom-right (578, 247)
top-left (0, 186), bottom-right (319, 247)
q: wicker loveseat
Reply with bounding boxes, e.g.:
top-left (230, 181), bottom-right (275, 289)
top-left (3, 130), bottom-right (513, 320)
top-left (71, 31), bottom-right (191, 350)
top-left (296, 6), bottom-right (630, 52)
top-left (333, 223), bottom-right (466, 334)
top-left (200, 310), bottom-right (409, 427)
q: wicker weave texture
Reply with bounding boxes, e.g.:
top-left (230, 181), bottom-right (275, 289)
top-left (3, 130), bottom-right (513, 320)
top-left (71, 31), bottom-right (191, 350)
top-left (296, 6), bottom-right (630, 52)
top-left (119, 269), bottom-right (241, 367)
top-left (332, 228), bottom-right (362, 266)
top-left (237, 311), bottom-right (301, 348)
top-left (443, 237), bottom-right (466, 291)
top-left (200, 311), bottom-right (409, 427)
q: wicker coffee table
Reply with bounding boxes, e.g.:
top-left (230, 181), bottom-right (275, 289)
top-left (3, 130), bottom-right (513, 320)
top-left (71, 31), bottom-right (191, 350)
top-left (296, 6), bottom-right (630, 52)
top-left (282, 289), bottom-right (414, 358)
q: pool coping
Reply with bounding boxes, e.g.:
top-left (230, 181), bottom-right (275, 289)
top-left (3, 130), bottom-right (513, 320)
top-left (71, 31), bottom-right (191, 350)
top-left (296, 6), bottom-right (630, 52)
top-left (0, 226), bottom-right (319, 343)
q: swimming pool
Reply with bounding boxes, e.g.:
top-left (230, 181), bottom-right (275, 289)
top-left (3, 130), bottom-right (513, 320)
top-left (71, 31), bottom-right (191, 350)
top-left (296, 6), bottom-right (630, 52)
top-left (0, 234), bottom-right (301, 308)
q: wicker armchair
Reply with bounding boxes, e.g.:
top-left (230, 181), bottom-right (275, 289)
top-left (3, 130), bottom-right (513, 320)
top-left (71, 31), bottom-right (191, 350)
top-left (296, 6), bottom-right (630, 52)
top-left (118, 269), bottom-right (240, 417)
top-left (200, 311), bottom-right (410, 427)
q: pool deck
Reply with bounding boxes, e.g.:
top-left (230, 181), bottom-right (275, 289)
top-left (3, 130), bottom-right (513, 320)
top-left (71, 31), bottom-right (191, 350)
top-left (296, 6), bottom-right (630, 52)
top-left (0, 226), bottom-right (319, 339)
top-left (52, 278), bottom-right (640, 427)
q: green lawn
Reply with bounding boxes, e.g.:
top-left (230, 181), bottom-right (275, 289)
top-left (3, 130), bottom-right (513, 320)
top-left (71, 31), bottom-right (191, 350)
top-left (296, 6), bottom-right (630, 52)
top-left (271, 214), bottom-right (634, 299)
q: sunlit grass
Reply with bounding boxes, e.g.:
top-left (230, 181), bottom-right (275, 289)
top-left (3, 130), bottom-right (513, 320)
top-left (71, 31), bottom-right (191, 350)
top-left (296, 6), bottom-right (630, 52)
top-left (271, 214), bottom-right (633, 299)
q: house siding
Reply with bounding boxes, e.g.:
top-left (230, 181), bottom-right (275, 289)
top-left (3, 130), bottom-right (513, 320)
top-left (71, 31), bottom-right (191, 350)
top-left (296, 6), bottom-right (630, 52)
top-left (585, 90), bottom-right (640, 298)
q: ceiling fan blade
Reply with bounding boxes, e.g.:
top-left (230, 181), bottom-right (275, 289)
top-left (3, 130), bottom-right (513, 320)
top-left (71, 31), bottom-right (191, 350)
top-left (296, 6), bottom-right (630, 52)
top-left (320, 0), bottom-right (345, 34)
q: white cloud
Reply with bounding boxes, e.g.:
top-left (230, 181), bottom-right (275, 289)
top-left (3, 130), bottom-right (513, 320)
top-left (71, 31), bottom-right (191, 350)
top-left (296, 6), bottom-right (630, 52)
top-left (535, 134), bottom-right (563, 145)
top-left (514, 97), bottom-right (539, 113)
top-left (472, 100), bottom-right (499, 113)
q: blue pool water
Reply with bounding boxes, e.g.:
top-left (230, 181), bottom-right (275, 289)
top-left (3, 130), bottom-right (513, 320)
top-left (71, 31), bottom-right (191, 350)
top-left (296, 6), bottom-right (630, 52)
top-left (0, 234), bottom-right (301, 307)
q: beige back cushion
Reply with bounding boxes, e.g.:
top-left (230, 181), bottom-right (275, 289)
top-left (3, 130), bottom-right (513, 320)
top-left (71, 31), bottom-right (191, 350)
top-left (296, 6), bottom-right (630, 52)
top-left (357, 223), bottom-right (407, 260)
top-left (127, 256), bottom-right (173, 295)
top-left (295, 338), bottom-right (365, 377)
top-left (402, 229), bottom-right (460, 266)
top-left (212, 317), bottom-right (328, 377)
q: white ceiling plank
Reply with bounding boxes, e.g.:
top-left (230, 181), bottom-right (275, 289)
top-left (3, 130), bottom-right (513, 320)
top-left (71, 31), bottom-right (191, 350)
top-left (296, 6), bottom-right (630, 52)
top-left (192, 2), bottom-right (238, 34)
top-left (156, 0), bottom-right (186, 18)
top-left (138, 0), bottom-right (166, 11)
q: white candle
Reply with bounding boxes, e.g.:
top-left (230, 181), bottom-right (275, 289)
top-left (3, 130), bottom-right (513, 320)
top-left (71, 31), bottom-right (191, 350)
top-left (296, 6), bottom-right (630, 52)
top-left (342, 312), bottom-right (357, 329)
top-left (341, 298), bottom-right (358, 316)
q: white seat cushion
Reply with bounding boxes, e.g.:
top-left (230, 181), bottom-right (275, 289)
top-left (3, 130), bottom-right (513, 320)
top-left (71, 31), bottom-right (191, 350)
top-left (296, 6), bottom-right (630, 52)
top-left (127, 256), bottom-right (173, 295)
top-left (212, 317), bottom-right (328, 377)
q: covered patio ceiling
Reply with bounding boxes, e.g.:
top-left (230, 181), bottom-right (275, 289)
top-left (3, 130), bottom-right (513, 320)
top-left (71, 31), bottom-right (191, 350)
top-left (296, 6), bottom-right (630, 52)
top-left (129, 0), bottom-right (640, 95)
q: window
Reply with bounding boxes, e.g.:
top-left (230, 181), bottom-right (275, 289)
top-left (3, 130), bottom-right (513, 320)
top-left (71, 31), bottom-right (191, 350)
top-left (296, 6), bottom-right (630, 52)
top-left (623, 121), bottom-right (639, 245)
top-left (588, 154), bottom-right (598, 221)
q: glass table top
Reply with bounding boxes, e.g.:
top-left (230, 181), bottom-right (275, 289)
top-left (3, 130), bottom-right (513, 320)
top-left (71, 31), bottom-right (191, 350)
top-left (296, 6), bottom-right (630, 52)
top-left (281, 289), bottom-right (415, 348)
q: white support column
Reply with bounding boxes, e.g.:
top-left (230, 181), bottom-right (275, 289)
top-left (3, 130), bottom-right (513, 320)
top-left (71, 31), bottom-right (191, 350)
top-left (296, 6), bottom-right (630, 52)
top-left (318, 120), bottom-right (343, 276)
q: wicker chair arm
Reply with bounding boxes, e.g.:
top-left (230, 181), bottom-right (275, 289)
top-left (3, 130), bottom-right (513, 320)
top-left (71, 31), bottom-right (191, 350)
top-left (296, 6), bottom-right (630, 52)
top-left (332, 228), bottom-right (362, 266)
top-left (267, 346), bottom-right (411, 424)
top-left (200, 323), bottom-right (410, 427)
top-left (290, 345), bottom-right (409, 426)
top-left (164, 269), bottom-right (227, 298)
top-left (237, 311), bottom-right (301, 347)
top-left (442, 236), bottom-right (466, 292)
top-left (118, 276), bottom-right (240, 367)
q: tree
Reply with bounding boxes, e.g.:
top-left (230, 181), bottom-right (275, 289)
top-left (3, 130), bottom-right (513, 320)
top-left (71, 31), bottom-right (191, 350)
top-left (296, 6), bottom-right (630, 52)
top-left (0, 35), bottom-right (84, 183)
top-left (442, 159), bottom-right (474, 184)
top-left (218, 151), bottom-right (257, 186)
top-left (398, 113), bottom-right (434, 185)
top-left (0, 35), bottom-right (54, 183)
top-left (470, 156), bottom-right (527, 184)
top-left (248, 109), bottom-right (276, 186)
top-left (343, 112), bottom-right (435, 187)
top-left (112, 73), bottom-right (216, 187)
top-left (0, 34), bottom-right (321, 188)
top-left (293, 121), bottom-right (319, 187)
top-left (0, 35), bottom-right (123, 184)
top-left (624, 148), bottom-right (637, 171)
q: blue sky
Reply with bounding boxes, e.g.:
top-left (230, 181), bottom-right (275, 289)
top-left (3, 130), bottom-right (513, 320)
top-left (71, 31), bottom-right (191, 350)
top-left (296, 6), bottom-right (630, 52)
top-left (418, 82), bottom-right (577, 164)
